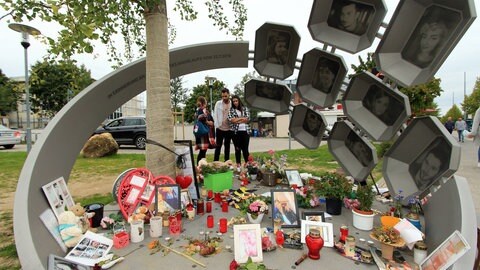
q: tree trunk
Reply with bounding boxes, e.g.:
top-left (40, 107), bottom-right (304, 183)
top-left (145, 1), bottom-right (175, 177)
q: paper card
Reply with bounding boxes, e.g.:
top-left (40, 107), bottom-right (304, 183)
top-left (41, 177), bottom-right (75, 220)
top-left (394, 218), bottom-right (423, 249)
top-left (65, 231), bottom-right (113, 266)
top-left (420, 230), bottom-right (470, 270)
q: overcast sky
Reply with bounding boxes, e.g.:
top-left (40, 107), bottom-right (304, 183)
top-left (1, 0), bottom-right (479, 115)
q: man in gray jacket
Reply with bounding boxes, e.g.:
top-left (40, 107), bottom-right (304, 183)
top-left (454, 117), bottom-right (467, 143)
top-left (213, 88), bottom-right (233, 161)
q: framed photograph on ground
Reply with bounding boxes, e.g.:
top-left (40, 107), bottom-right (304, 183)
top-left (48, 254), bottom-right (91, 270)
top-left (180, 189), bottom-right (193, 210)
top-left (302, 211), bottom-right (325, 222)
top-left (300, 220), bottom-right (334, 247)
top-left (271, 189), bottom-right (300, 228)
top-left (233, 224), bottom-right (263, 263)
top-left (419, 230), bottom-right (470, 270)
top-left (42, 177), bottom-right (75, 219)
top-left (155, 184), bottom-right (181, 213)
top-left (65, 231), bottom-right (113, 266)
top-left (285, 169), bottom-right (303, 187)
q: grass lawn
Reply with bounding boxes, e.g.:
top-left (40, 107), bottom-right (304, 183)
top-left (0, 145), bottom-right (384, 269)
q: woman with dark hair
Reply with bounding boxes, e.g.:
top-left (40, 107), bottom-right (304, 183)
top-left (227, 95), bottom-right (251, 169)
top-left (194, 96), bottom-right (215, 165)
top-left (312, 58), bottom-right (339, 94)
top-left (266, 31), bottom-right (290, 65)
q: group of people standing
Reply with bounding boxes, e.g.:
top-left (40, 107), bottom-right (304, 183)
top-left (444, 116), bottom-right (467, 142)
top-left (194, 88), bottom-right (250, 168)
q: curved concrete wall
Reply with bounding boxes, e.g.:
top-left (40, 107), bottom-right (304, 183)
top-left (14, 41), bottom-right (249, 269)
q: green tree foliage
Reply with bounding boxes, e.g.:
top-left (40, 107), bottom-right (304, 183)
top-left (0, 69), bottom-right (17, 116)
top-left (0, 1), bottom-right (247, 65)
top-left (351, 53), bottom-right (443, 116)
top-left (462, 77), bottom-right (480, 115)
top-left (184, 80), bottom-right (225, 123)
top-left (440, 104), bottom-right (463, 123)
top-left (29, 60), bottom-right (94, 117)
top-left (170, 76), bottom-right (188, 112)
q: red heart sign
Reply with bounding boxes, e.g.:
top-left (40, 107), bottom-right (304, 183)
top-left (176, 175), bottom-right (192, 189)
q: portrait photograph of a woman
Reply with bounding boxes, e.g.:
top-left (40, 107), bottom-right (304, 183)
top-left (266, 29), bottom-right (291, 65)
top-left (362, 84), bottom-right (404, 126)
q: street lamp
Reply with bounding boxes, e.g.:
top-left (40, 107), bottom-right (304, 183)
top-left (205, 76), bottom-right (217, 112)
top-left (9, 23), bottom-right (41, 154)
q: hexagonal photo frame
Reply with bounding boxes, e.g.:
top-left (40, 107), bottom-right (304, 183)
top-left (328, 120), bottom-right (378, 181)
top-left (254, 22), bottom-right (301, 80)
top-left (382, 116), bottom-right (461, 204)
top-left (296, 49), bottom-right (347, 108)
top-left (289, 105), bottom-right (328, 149)
top-left (374, 0), bottom-right (476, 87)
top-left (244, 79), bottom-right (292, 114)
top-left (308, 0), bottom-right (387, 54)
top-left (342, 72), bottom-right (411, 141)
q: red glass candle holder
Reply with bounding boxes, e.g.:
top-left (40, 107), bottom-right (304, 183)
top-left (219, 218), bottom-right (227, 233)
top-left (207, 190), bottom-right (213, 200)
top-left (340, 225), bottom-right (349, 243)
top-left (221, 200), bottom-right (229, 212)
top-left (206, 201), bottom-right (212, 213)
top-left (169, 215), bottom-right (181, 236)
top-left (197, 199), bottom-right (204, 215)
top-left (207, 215), bottom-right (214, 228)
top-left (214, 192), bottom-right (222, 203)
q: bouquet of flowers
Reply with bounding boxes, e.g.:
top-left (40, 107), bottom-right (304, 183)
top-left (245, 155), bottom-right (260, 175)
top-left (292, 183), bottom-right (319, 209)
top-left (260, 150), bottom-right (287, 175)
top-left (247, 200), bottom-right (269, 218)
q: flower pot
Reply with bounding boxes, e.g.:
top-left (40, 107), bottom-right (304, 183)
top-left (326, 198), bottom-right (343, 215)
top-left (261, 172), bottom-right (277, 186)
top-left (247, 213), bottom-right (264, 224)
top-left (250, 174), bottom-right (258, 181)
top-left (352, 208), bottom-right (375, 231)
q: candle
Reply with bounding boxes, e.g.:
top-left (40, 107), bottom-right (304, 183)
top-left (221, 200), bottom-right (229, 212)
top-left (207, 190), bottom-right (213, 200)
top-left (200, 188), bottom-right (207, 198)
top-left (207, 215), bottom-right (214, 228)
top-left (169, 214), bottom-right (181, 236)
top-left (219, 218), bottom-right (227, 233)
top-left (197, 199), bottom-right (204, 215)
top-left (149, 216), bottom-right (163, 238)
top-left (340, 225), bottom-right (349, 243)
top-left (214, 192), bottom-right (222, 203)
top-left (206, 201), bottom-right (212, 213)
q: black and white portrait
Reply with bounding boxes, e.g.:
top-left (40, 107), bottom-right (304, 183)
top-left (408, 136), bottom-right (451, 191)
top-left (362, 84), bottom-right (404, 126)
top-left (255, 82), bottom-right (284, 101)
top-left (266, 29), bottom-right (291, 65)
top-left (302, 109), bottom-right (321, 137)
top-left (345, 130), bottom-right (372, 167)
top-left (312, 57), bottom-right (340, 94)
top-left (401, 5), bottom-right (461, 68)
top-left (327, 0), bottom-right (374, 35)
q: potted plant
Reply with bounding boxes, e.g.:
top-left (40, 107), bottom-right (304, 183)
top-left (199, 160), bottom-right (233, 192)
top-left (313, 172), bottom-right (353, 215)
top-left (259, 150), bottom-right (288, 186)
top-left (352, 183), bottom-right (376, 230)
top-left (245, 155), bottom-right (260, 181)
top-left (239, 196), bottom-right (269, 224)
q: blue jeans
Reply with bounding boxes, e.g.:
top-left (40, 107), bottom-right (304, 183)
top-left (458, 130), bottom-right (464, 142)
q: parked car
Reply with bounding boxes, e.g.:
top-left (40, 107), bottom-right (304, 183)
top-left (0, 124), bottom-right (22, 149)
top-left (93, 116), bottom-right (146, 149)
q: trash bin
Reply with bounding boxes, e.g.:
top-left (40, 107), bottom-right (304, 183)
top-left (253, 129), bottom-right (258, 137)
top-left (84, 203), bottom-right (104, 228)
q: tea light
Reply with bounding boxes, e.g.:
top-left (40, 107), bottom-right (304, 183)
top-left (165, 237), bottom-right (171, 241)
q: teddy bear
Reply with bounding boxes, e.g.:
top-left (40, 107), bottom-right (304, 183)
top-left (128, 205), bottom-right (152, 223)
top-left (68, 203), bottom-right (97, 233)
top-left (57, 211), bottom-right (84, 248)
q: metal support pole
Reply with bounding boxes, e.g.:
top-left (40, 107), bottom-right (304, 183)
top-left (23, 37), bottom-right (32, 153)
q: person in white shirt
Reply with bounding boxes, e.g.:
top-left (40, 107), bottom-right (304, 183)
top-left (454, 117), bottom-right (467, 143)
top-left (213, 88), bottom-right (233, 162)
top-left (227, 95), bottom-right (251, 168)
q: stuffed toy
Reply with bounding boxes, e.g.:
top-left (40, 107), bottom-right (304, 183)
top-left (68, 203), bottom-right (96, 233)
top-left (57, 211), bottom-right (84, 248)
top-left (128, 205), bottom-right (152, 223)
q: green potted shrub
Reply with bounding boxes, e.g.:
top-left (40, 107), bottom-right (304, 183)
top-left (313, 172), bottom-right (353, 215)
top-left (352, 183), bottom-right (376, 230)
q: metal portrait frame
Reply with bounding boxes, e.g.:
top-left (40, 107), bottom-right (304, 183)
top-left (289, 104), bottom-right (328, 149)
top-left (155, 184), bottom-right (181, 214)
top-left (342, 72), bottom-right (411, 141)
top-left (328, 120), bottom-right (378, 181)
top-left (374, 0), bottom-right (476, 87)
top-left (244, 79), bottom-right (292, 114)
top-left (271, 189), bottom-right (301, 228)
top-left (308, 0), bottom-right (387, 53)
top-left (254, 22), bottom-right (301, 79)
top-left (296, 49), bottom-right (347, 108)
top-left (382, 116), bottom-right (460, 204)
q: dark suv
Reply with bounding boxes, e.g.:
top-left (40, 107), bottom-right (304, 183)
top-left (93, 116), bottom-right (146, 149)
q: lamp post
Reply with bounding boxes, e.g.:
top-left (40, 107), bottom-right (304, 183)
top-left (9, 23), bottom-right (41, 154)
top-left (205, 76), bottom-right (217, 112)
